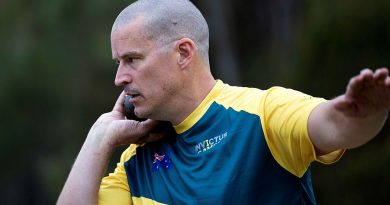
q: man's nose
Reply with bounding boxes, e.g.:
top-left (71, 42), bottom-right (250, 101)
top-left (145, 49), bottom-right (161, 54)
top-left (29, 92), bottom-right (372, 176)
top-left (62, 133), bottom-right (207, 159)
top-left (114, 64), bottom-right (132, 86)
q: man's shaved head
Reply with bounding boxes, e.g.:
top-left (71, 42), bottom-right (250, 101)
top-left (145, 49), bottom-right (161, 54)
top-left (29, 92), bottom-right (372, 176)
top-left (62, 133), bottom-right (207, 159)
top-left (112, 0), bottom-right (209, 62)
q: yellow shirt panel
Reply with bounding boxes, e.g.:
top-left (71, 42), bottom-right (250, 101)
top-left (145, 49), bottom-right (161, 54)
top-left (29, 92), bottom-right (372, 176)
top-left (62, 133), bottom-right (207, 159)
top-left (98, 145), bottom-right (137, 205)
top-left (259, 87), bottom-right (343, 177)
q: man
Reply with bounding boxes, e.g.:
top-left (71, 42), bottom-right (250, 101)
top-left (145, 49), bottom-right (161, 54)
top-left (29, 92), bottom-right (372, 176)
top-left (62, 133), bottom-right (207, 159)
top-left (58, 0), bottom-right (390, 204)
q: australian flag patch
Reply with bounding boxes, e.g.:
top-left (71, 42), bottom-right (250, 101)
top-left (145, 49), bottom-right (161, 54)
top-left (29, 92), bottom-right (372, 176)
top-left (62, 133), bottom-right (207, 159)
top-left (152, 151), bottom-right (173, 172)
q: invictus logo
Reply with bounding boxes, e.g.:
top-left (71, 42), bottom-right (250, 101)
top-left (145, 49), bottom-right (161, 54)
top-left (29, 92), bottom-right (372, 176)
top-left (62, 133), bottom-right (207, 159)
top-left (195, 131), bottom-right (228, 154)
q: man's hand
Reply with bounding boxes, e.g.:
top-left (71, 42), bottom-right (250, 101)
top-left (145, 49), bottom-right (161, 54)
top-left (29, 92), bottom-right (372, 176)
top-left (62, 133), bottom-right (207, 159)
top-left (90, 91), bottom-right (164, 150)
top-left (309, 67), bottom-right (390, 155)
top-left (57, 92), bottom-right (164, 205)
top-left (333, 68), bottom-right (390, 118)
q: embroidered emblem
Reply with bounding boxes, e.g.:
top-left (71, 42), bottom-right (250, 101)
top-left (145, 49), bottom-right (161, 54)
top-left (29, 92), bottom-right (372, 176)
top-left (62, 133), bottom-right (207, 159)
top-left (152, 151), bottom-right (173, 172)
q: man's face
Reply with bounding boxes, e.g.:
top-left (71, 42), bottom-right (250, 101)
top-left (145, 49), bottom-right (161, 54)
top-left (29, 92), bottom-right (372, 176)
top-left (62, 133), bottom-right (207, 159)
top-left (111, 17), bottom-right (180, 120)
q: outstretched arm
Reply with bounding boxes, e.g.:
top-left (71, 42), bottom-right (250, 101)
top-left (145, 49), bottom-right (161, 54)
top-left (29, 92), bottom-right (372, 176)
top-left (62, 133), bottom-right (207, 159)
top-left (308, 68), bottom-right (390, 155)
top-left (57, 92), bottom-right (163, 204)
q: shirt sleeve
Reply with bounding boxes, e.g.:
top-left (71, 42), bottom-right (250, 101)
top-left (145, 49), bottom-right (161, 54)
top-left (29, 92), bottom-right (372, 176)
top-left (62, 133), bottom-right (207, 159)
top-left (98, 145), bottom-right (136, 205)
top-left (259, 87), bottom-right (344, 177)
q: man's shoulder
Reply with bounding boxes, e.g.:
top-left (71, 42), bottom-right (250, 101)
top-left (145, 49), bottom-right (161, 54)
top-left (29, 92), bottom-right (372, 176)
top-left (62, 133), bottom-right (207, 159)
top-left (220, 82), bottom-right (265, 96)
top-left (222, 83), bottom-right (317, 103)
top-left (214, 82), bottom-right (267, 115)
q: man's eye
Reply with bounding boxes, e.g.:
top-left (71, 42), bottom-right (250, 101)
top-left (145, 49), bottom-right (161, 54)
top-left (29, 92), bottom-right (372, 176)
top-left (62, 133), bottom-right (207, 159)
top-left (115, 60), bottom-right (120, 65)
top-left (125, 57), bottom-right (135, 63)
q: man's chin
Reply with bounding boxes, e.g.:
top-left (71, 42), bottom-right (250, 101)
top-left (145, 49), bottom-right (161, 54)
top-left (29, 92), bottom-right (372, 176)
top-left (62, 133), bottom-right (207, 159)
top-left (134, 108), bottom-right (150, 119)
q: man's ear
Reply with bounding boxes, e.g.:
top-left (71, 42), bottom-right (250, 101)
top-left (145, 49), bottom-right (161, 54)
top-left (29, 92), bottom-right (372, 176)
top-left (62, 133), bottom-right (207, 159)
top-left (175, 38), bottom-right (196, 69)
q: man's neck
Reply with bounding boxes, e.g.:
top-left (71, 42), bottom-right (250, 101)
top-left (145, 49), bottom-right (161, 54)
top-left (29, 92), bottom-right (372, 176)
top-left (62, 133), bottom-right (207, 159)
top-left (170, 74), bottom-right (216, 126)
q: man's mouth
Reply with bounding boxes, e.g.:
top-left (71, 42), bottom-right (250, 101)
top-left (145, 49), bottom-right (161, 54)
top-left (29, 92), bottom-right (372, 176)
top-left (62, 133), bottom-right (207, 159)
top-left (124, 87), bottom-right (142, 101)
top-left (127, 93), bottom-right (141, 103)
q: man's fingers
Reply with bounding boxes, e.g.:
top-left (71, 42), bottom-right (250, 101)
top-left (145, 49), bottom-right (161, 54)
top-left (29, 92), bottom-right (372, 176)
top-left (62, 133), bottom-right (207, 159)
top-left (122, 119), bottom-right (159, 136)
top-left (113, 91), bottom-right (126, 113)
top-left (337, 67), bottom-right (390, 118)
top-left (131, 120), bottom-right (165, 144)
top-left (348, 69), bottom-right (370, 94)
top-left (140, 119), bottom-right (160, 131)
top-left (108, 119), bottom-right (160, 146)
top-left (348, 68), bottom-right (374, 94)
top-left (360, 68), bottom-right (374, 86)
top-left (360, 68), bottom-right (373, 75)
top-left (385, 77), bottom-right (390, 88)
top-left (134, 120), bottom-right (175, 143)
top-left (373, 67), bottom-right (389, 85)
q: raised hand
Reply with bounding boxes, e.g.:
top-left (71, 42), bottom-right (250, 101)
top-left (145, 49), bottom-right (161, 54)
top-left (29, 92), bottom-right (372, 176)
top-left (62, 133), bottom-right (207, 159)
top-left (309, 67), bottom-right (390, 154)
top-left (333, 68), bottom-right (390, 118)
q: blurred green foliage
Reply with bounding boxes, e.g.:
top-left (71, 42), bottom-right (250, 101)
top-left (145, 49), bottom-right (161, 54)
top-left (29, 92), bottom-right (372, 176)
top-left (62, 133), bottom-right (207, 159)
top-left (0, 0), bottom-right (389, 204)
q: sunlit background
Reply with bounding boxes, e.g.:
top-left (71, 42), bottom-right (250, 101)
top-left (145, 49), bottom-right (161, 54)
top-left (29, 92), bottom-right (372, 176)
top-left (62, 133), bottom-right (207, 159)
top-left (1, 0), bottom-right (389, 204)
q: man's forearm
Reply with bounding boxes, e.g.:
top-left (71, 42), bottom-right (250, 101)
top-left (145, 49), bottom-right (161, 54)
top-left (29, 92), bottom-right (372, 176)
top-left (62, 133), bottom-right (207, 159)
top-left (57, 133), bottom-right (114, 205)
top-left (309, 100), bottom-right (388, 155)
top-left (330, 100), bottom-right (387, 147)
